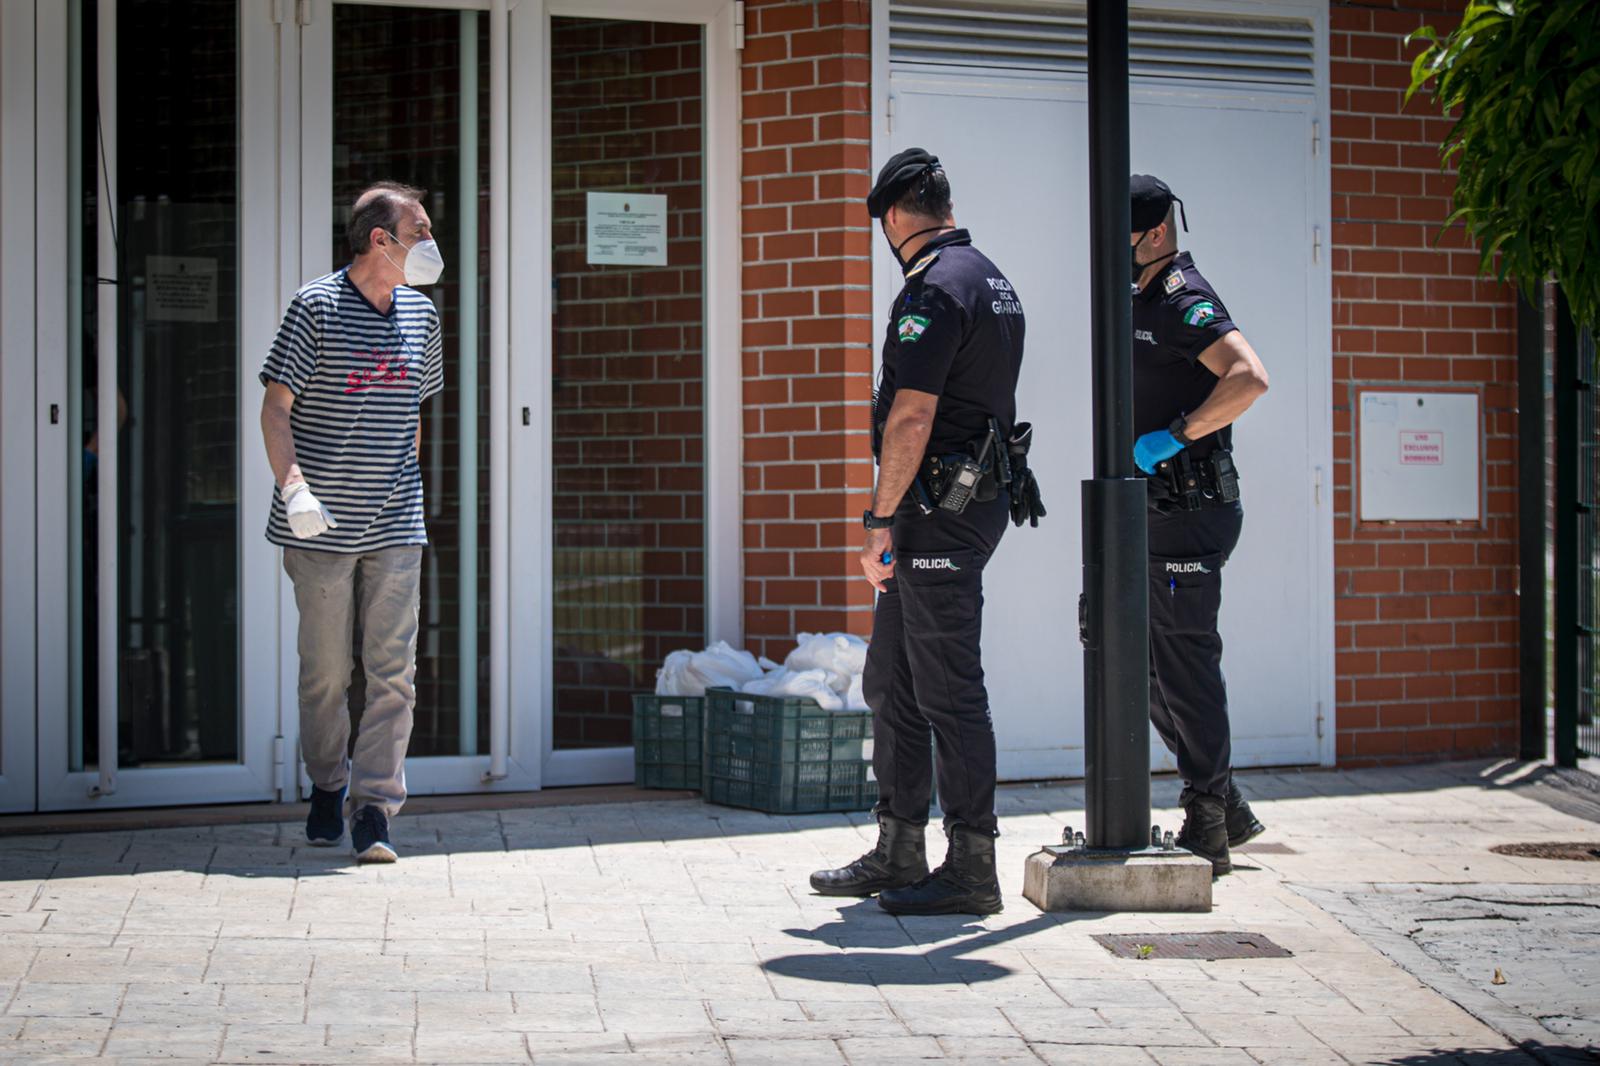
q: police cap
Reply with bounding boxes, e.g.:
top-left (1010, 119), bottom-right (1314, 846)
top-left (868, 148), bottom-right (941, 219)
top-left (1131, 174), bottom-right (1187, 232)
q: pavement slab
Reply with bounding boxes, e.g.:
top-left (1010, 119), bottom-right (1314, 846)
top-left (0, 759), bottom-right (1597, 1063)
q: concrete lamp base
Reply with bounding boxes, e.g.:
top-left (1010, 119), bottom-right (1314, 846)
top-left (1022, 845), bottom-right (1214, 913)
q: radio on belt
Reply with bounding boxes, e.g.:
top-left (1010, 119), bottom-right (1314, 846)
top-left (938, 430), bottom-right (994, 514)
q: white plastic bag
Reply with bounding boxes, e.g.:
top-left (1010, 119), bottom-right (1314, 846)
top-left (655, 650), bottom-right (697, 696)
top-left (654, 640), bottom-right (764, 696)
top-left (784, 632), bottom-right (869, 694)
top-left (845, 671), bottom-right (868, 711)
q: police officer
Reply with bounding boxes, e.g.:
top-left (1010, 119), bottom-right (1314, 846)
top-left (809, 148), bottom-right (1036, 916)
top-left (1129, 175), bottom-right (1270, 875)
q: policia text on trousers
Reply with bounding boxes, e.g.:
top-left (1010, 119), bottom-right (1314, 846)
top-left (1128, 174), bottom-right (1271, 876)
top-left (810, 148), bottom-right (1044, 917)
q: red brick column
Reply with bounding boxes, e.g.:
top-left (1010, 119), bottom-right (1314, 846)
top-left (1330, 0), bottom-right (1520, 764)
top-left (739, 0), bottom-right (875, 660)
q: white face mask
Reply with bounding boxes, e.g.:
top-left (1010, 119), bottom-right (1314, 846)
top-left (383, 231), bottom-right (445, 286)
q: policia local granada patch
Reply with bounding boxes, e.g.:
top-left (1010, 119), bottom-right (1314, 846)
top-left (1182, 301), bottom-right (1218, 327)
top-left (897, 313), bottom-right (932, 342)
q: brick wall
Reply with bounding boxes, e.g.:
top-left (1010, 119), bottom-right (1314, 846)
top-left (550, 18), bottom-right (706, 747)
top-left (1329, 0), bottom-right (1521, 764)
top-left (739, 0), bottom-right (876, 661)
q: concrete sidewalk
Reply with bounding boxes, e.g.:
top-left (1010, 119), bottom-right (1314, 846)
top-left (1, 761), bottom-right (1597, 1065)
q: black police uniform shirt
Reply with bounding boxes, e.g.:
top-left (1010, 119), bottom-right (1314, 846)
top-left (873, 229), bottom-right (1025, 459)
top-left (1132, 251), bottom-right (1238, 460)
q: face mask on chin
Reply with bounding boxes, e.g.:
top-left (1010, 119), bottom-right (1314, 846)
top-left (883, 217), bottom-right (949, 267)
top-left (382, 230), bottom-right (446, 286)
top-left (1130, 229), bottom-right (1176, 286)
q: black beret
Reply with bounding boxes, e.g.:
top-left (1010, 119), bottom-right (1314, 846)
top-left (868, 148), bottom-right (940, 219)
top-left (1131, 173), bottom-right (1182, 232)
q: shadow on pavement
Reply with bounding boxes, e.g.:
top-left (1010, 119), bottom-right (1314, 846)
top-left (0, 759), bottom-right (1592, 885)
top-left (761, 898), bottom-right (1063, 986)
top-left (1376, 1044), bottom-right (1598, 1065)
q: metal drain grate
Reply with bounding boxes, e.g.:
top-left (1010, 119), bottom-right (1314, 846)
top-left (1490, 842), bottom-right (1600, 862)
top-left (1093, 932), bottom-right (1293, 960)
top-left (1235, 842), bottom-right (1298, 855)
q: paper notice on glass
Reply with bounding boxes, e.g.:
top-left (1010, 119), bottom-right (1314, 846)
top-left (586, 192), bottom-right (668, 266)
top-left (147, 255), bottom-right (218, 323)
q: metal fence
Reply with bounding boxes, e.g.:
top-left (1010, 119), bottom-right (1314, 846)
top-left (1554, 289), bottom-right (1598, 765)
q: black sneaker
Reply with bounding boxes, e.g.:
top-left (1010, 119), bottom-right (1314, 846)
top-left (305, 786), bottom-right (345, 847)
top-left (351, 805), bottom-right (397, 864)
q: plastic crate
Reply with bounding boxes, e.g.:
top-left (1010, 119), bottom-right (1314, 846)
top-left (632, 695), bottom-right (703, 790)
top-left (703, 688), bottom-right (875, 814)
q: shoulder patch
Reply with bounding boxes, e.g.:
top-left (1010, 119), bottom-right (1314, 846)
top-left (1182, 301), bottom-right (1218, 327)
top-left (897, 313), bottom-right (932, 342)
top-left (905, 250), bottom-right (942, 279)
top-left (1163, 269), bottom-right (1184, 295)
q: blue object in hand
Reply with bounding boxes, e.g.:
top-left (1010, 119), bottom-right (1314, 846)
top-left (882, 550), bottom-right (894, 565)
top-left (1134, 429), bottom-right (1185, 475)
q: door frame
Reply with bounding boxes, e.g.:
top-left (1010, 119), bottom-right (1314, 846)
top-left (24, 0), bottom-right (282, 811)
top-left (296, 0), bottom-right (742, 794)
top-left (0, 0), bottom-right (40, 813)
top-left (293, 0), bottom-right (547, 796)
top-left (536, 0), bottom-right (743, 787)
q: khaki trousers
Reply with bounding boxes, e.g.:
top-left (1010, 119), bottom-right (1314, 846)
top-left (283, 545), bottom-right (421, 817)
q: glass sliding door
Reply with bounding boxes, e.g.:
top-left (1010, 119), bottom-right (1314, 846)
top-left (34, 0), bottom-right (278, 809)
top-left (297, 0), bottom-right (525, 795)
top-left (548, 17), bottom-right (708, 767)
top-left (330, 3), bottom-right (491, 763)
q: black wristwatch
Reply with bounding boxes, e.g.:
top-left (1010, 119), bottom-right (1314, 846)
top-left (863, 510), bottom-right (895, 530)
top-left (1169, 415), bottom-right (1195, 446)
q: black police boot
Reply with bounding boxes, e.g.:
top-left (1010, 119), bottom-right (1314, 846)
top-left (1225, 779), bottom-right (1266, 849)
top-left (1176, 790), bottom-right (1231, 876)
top-left (810, 810), bottom-right (928, 897)
top-left (877, 822), bottom-right (1003, 916)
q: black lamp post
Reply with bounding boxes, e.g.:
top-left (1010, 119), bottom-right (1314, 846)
top-left (1081, 0), bottom-right (1151, 850)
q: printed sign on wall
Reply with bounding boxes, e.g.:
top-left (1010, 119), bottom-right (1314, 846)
top-left (585, 192), bottom-right (668, 266)
top-left (1358, 390), bottom-right (1480, 522)
top-left (146, 256), bottom-right (218, 323)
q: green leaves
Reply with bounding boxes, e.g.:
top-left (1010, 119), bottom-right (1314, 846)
top-left (1407, 0), bottom-right (1600, 329)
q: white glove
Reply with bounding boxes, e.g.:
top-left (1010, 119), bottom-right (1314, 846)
top-left (281, 480), bottom-right (338, 539)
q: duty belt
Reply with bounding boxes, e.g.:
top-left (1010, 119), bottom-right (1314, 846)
top-left (1149, 449), bottom-right (1240, 512)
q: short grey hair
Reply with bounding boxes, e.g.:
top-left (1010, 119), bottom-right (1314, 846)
top-left (347, 181), bottom-right (426, 256)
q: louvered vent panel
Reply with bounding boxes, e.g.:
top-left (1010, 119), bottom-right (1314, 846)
top-left (890, 2), bottom-right (1315, 86)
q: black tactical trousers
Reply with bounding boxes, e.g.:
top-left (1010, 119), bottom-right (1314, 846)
top-left (1147, 501), bottom-right (1244, 800)
top-left (863, 493), bottom-right (1010, 835)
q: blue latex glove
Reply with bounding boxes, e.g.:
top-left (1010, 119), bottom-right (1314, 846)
top-left (1134, 429), bottom-right (1185, 475)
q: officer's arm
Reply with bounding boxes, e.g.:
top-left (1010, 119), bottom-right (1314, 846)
top-left (871, 389), bottom-right (939, 518)
top-left (1184, 331), bottom-right (1269, 439)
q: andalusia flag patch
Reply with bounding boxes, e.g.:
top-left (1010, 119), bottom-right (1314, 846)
top-left (1183, 301), bottom-right (1218, 327)
top-left (897, 314), bottom-right (932, 342)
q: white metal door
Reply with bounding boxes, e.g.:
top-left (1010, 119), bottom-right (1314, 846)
top-left (28, 0), bottom-right (281, 810)
top-left (881, 68), bottom-right (1333, 780)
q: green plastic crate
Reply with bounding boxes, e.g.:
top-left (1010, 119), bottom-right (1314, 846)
top-left (703, 688), bottom-right (875, 814)
top-left (633, 695), bottom-right (703, 790)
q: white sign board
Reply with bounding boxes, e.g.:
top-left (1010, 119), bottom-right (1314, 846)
top-left (1359, 390), bottom-right (1480, 522)
top-left (146, 255), bottom-right (218, 323)
top-left (585, 192), bottom-right (667, 266)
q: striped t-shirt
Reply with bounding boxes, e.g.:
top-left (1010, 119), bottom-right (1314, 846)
top-left (260, 269), bottom-right (444, 552)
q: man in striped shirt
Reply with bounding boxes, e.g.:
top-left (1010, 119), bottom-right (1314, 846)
top-left (259, 181), bottom-right (445, 863)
